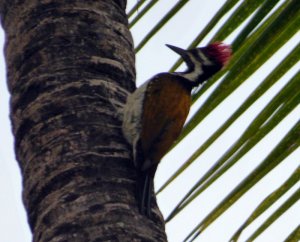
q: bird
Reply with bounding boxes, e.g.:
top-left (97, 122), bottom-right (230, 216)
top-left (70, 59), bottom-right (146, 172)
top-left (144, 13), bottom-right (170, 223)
top-left (122, 42), bottom-right (231, 216)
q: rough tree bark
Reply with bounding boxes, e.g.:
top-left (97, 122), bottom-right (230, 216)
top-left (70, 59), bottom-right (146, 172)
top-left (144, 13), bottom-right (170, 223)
top-left (0, 0), bottom-right (166, 241)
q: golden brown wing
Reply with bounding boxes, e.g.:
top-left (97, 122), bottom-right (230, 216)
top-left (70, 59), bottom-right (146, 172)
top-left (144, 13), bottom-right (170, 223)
top-left (140, 74), bottom-right (191, 170)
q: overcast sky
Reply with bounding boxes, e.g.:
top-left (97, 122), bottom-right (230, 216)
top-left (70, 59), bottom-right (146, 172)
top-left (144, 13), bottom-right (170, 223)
top-left (0, 1), bottom-right (299, 242)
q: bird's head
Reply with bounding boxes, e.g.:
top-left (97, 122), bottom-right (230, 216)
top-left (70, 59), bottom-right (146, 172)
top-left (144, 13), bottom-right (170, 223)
top-left (166, 42), bottom-right (231, 86)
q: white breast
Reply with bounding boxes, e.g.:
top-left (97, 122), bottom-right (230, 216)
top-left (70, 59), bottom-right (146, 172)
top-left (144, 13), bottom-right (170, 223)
top-left (122, 81), bottom-right (149, 146)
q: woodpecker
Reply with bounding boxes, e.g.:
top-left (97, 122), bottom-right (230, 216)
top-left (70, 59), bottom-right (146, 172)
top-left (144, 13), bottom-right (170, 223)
top-left (122, 42), bottom-right (231, 216)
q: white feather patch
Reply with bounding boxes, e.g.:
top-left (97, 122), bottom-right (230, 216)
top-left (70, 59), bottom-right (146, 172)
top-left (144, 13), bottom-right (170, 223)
top-left (122, 81), bottom-right (149, 165)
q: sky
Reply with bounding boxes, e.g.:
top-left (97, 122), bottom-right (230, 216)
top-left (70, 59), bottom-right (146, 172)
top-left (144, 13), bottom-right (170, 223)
top-left (0, 1), bottom-right (299, 242)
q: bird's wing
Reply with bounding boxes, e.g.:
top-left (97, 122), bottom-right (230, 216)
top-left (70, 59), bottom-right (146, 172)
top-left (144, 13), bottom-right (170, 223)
top-left (140, 74), bottom-right (191, 171)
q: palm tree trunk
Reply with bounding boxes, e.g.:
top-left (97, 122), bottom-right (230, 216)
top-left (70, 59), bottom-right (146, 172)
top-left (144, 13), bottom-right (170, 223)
top-left (0, 0), bottom-right (166, 241)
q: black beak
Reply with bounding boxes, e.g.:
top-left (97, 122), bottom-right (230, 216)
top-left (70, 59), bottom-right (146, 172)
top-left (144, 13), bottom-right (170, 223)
top-left (166, 44), bottom-right (193, 70)
top-left (166, 44), bottom-right (187, 56)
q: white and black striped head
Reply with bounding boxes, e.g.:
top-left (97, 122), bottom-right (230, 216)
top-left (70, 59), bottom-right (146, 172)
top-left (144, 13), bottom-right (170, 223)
top-left (166, 42), bottom-right (231, 86)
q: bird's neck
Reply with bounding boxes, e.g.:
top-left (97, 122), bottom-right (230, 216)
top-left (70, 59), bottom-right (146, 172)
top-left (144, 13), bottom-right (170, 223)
top-left (174, 60), bottom-right (204, 87)
top-left (170, 73), bottom-right (196, 91)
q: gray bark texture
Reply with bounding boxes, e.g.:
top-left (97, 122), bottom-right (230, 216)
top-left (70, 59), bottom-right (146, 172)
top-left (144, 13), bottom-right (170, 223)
top-left (0, 0), bottom-right (167, 241)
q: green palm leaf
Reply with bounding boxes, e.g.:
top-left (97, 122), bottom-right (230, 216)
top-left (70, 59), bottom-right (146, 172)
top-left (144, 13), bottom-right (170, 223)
top-left (230, 165), bottom-right (300, 241)
top-left (244, 187), bottom-right (300, 242)
top-left (128, 0), bottom-right (300, 240)
top-left (183, 121), bottom-right (299, 241)
top-left (284, 225), bottom-right (300, 241)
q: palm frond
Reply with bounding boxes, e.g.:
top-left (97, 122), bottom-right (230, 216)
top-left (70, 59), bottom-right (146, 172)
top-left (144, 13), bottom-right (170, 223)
top-left (230, 166), bottom-right (300, 241)
top-left (183, 120), bottom-right (299, 241)
top-left (128, 0), bottom-right (300, 240)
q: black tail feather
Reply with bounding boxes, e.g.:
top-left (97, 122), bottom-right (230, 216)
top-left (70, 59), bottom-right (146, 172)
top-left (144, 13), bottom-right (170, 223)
top-left (134, 139), bottom-right (155, 216)
top-left (137, 171), bottom-right (153, 217)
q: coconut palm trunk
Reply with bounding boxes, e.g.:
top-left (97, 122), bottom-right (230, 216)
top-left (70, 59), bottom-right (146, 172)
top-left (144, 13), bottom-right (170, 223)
top-left (0, 0), bottom-right (166, 241)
